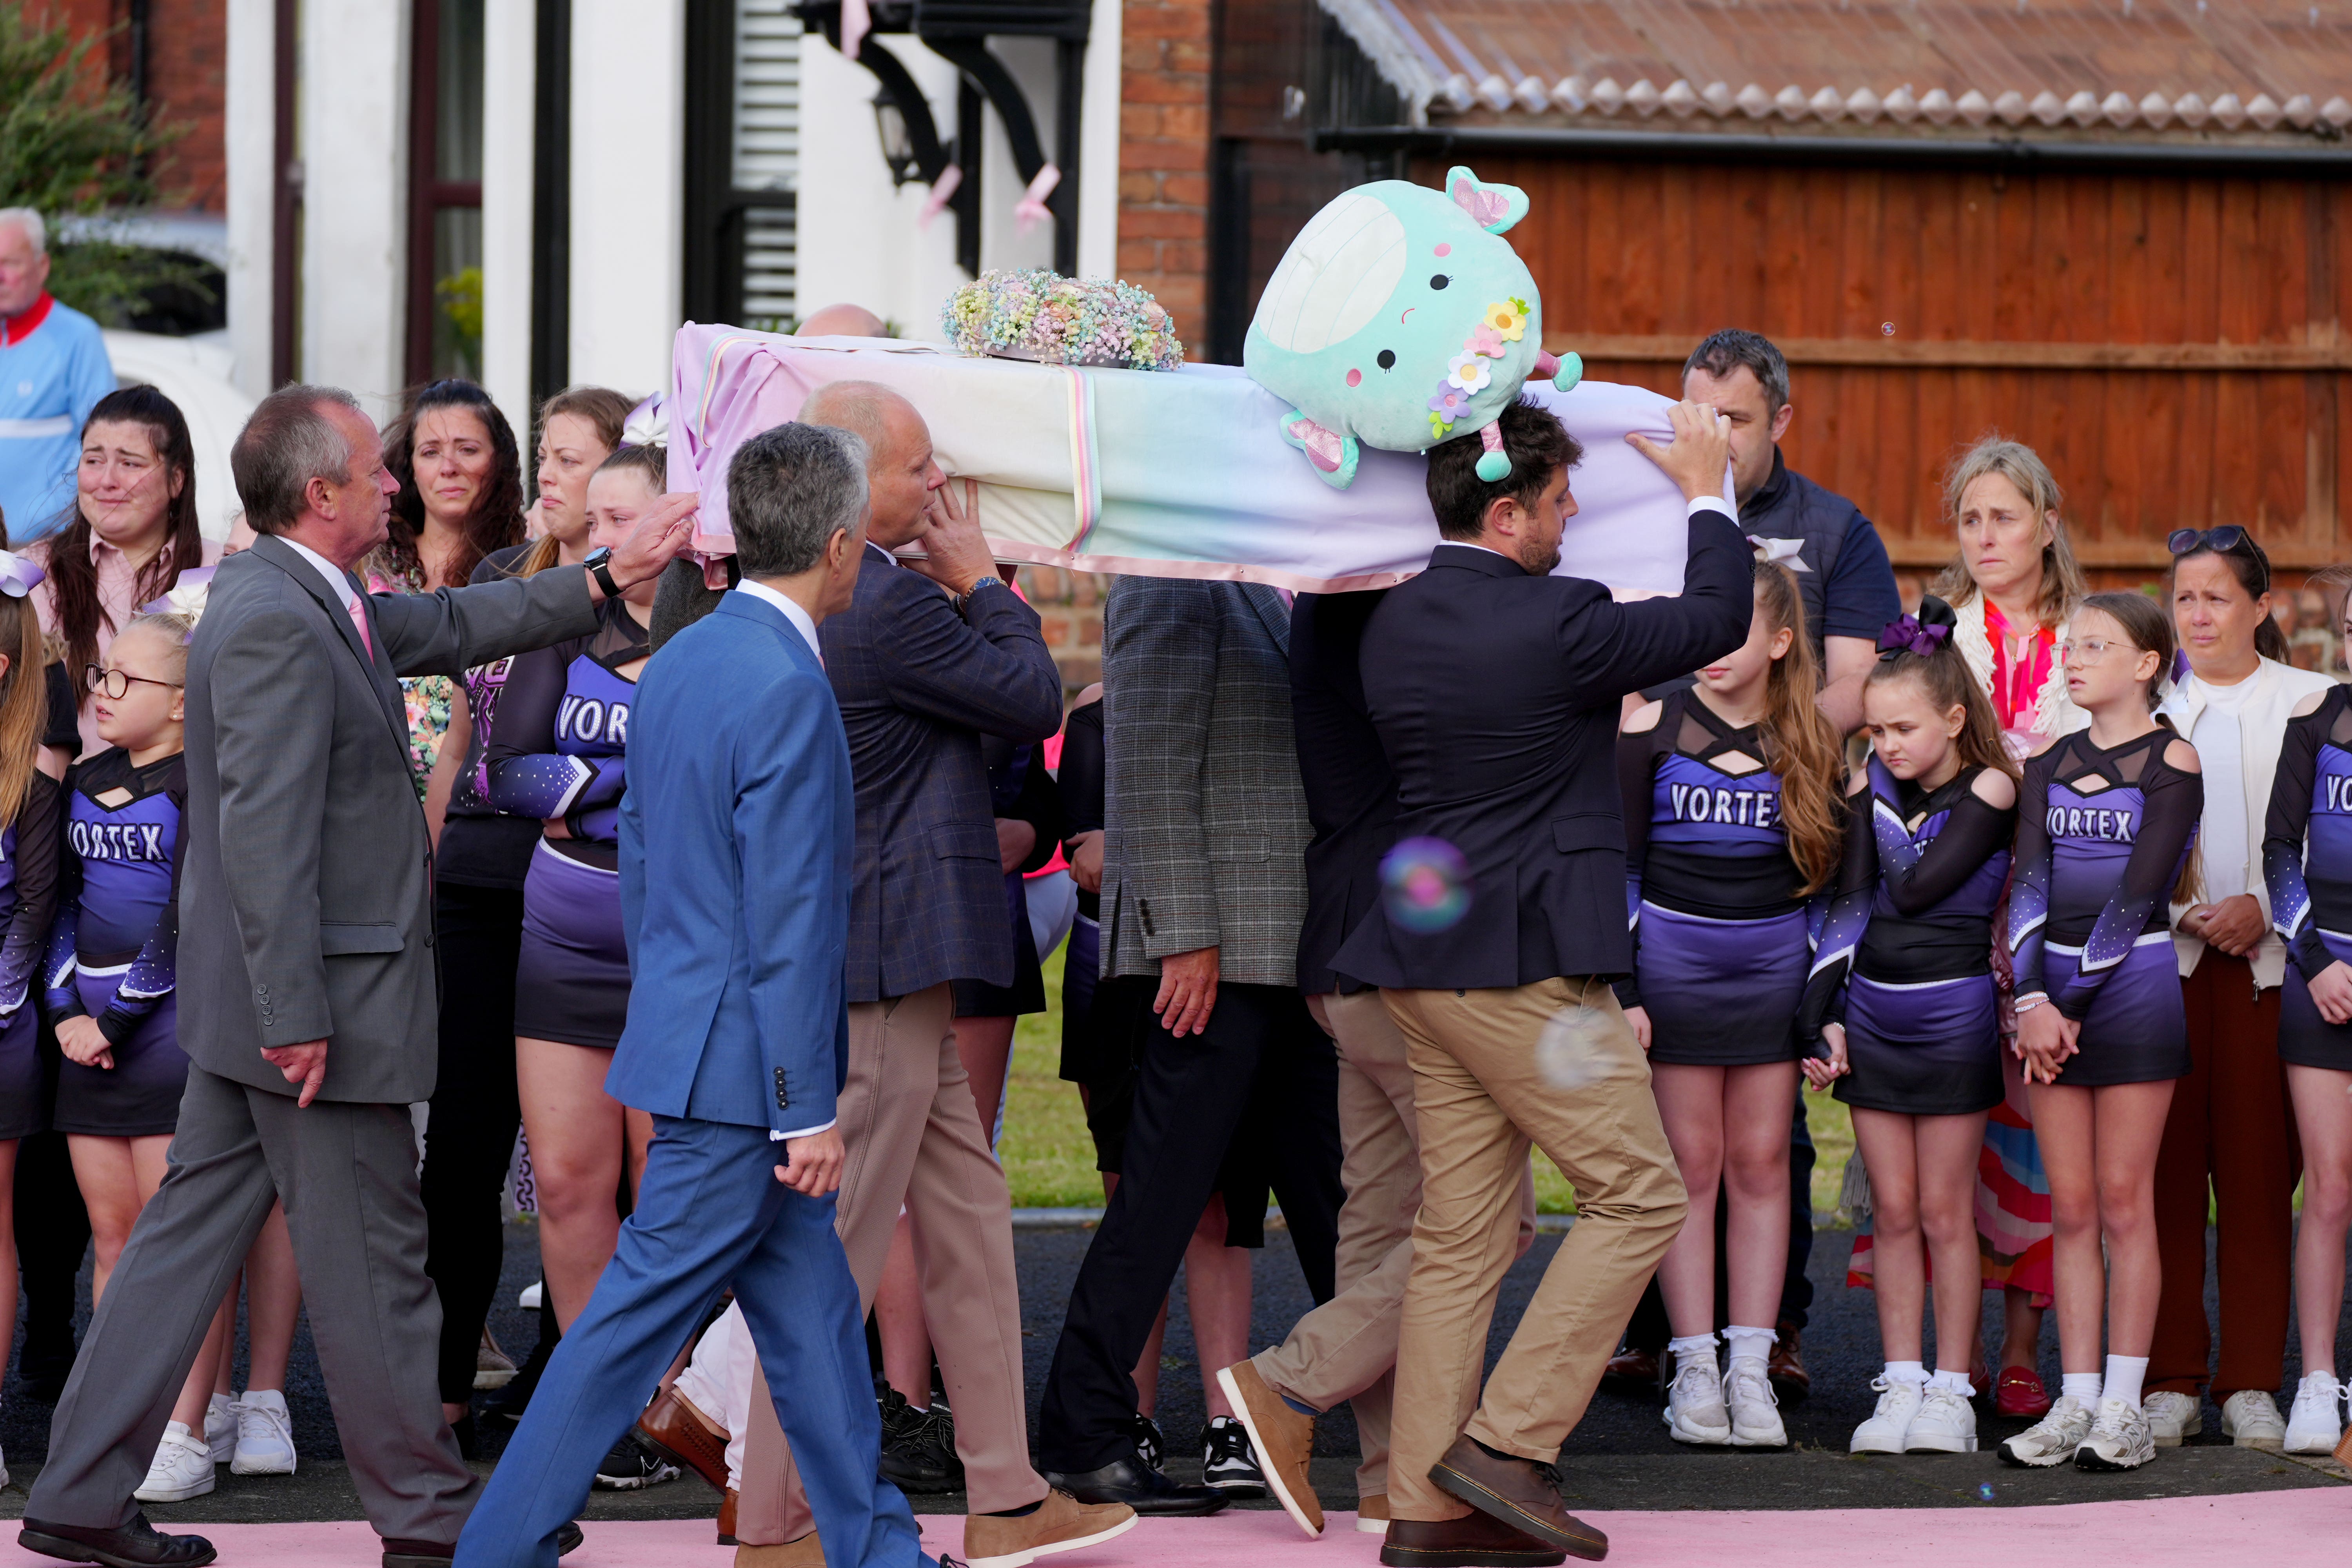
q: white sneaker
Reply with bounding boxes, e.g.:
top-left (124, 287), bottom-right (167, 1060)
top-left (2284, 1372), bottom-right (2345, 1455)
top-left (230, 1388), bottom-right (298, 1475)
top-left (1724, 1363), bottom-right (1787, 1447)
top-left (1664, 1355), bottom-right (1732, 1445)
top-left (203, 1392), bottom-right (236, 1463)
top-left (1905, 1385), bottom-right (1978, 1453)
top-left (1997, 1394), bottom-right (2094, 1467)
top-left (2074, 1397), bottom-right (2156, 1471)
top-left (2221, 1389), bottom-right (2287, 1452)
top-left (134, 1422), bottom-right (217, 1503)
top-left (2142, 1390), bottom-right (2202, 1447)
top-left (1850, 1376), bottom-right (1923, 1454)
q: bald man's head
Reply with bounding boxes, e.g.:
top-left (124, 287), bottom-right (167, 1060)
top-left (796, 303), bottom-right (887, 339)
top-left (800, 380), bottom-right (940, 548)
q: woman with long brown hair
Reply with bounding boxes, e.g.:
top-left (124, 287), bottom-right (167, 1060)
top-left (26, 386), bottom-right (221, 757)
top-left (1617, 559), bottom-right (1844, 1450)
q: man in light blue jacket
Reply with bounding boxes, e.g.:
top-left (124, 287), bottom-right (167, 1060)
top-left (456, 421), bottom-right (931, 1568)
top-left (0, 209), bottom-right (114, 537)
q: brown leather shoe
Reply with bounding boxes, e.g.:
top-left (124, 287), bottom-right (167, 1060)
top-left (1428, 1437), bottom-right (1606, 1562)
top-left (1767, 1322), bottom-right (1810, 1402)
top-left (963, 1489), bottom-right (1136, 1568)
top-left (1357, 1492), bottom-right (1393, 1535)
top-left (717, 1488), bottom-right (739, 1546)
top-left (734, 1536), bottom-right (824, 1568)
top-left (1215, 1360), bottom-right (1323, 1537)
top-left (635, 1384), bottom-right (730, 1492)
top-left (1598, 1345), bottom-right (1661, 1394)
top-left (1379, 1513), bottom-right (1566, 1567)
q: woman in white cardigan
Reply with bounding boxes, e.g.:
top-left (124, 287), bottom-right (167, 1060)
top-left (2144, 528), bottom-right (2334, 1450)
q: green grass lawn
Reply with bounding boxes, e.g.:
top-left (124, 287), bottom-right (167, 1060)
top-left (1004, 938), bottom-right (1857, 1216)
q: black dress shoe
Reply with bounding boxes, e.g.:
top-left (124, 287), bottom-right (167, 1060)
top-left (20, 1514), bottom-right (217, 1567)
top-left (1041, 1455), bottom-right (1228, 1517)
top-left (380, 1521), bottom-right (583, 1567)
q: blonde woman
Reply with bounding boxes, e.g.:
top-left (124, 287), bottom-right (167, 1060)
top-left (1852, 437), bottom-right (2091, 1419)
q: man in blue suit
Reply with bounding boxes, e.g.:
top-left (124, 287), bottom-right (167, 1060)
top-left (455, 422), bottom-right (933, 1568)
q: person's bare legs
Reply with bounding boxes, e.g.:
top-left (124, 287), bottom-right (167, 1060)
top-left (516, 1036), bottom-right (629, 1330)
top-left (1719, 1063), bottom-right (1797, 1330)
top-left (244, 1202), bottom-right (300, 1392)
top-left (955, 1015), bottom-right (1016, 1150)
top-left (1916, 1112), bottom-right (1992, 1373)
top-left (875, 1212), bottom-right (931, 1405)
top-left (1996, 1287), bottom-right (2047, 1374)
top-left (2288, 1064), bottom-right (2352, 1376)
top-left (1652, 1064), bottom-right (1727, 1336)
top-left (1183, 1194), bottom-right (1250, 1420)
top-left (67, 1133), bottom-right (174, 1304)
top-left (1852, 1110), bottom-right (1928, 1364)
top-left (2031, 1083), bottom-right (2103, 1377)
top-left (2092, 1081), bottom-right (2176, 1359)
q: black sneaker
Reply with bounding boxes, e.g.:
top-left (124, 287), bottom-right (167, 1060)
top-left (1129, 1412), bottom-right (1167, 1474)
top-left (878, 1387), bottom-right (964, 1493)
top-left (1201, 1414), bottom-right (1267, 1497)
top-left (594, 1431), bottom-right (681, 1490)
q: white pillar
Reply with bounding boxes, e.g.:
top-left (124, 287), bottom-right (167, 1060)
top-left (569, 0), bottom-right (684, 399)
top-left (298, 0), bottom-right (411, 420)
top-left (224, 0), bottom-right (277, 399)
top-left (481, 0), bottom-right (537, 441)
top-left (1076, 0), bottom-right (1123, 282)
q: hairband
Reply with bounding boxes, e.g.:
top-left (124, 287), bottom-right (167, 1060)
top-left (0, 551), bottom-right (45, 599)
top-left (1877, 595), bottom-right (1958, 660)
top-left (1749, 536), bottom-right (1811, 573)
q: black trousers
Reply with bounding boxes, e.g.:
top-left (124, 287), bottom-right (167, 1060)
top-left (1036, 978), bottom-right (1343, 1473)
top-left (18, 1127), bottom-right (91, 1365)
top-left (420, 880), bottom-right (527, 1406)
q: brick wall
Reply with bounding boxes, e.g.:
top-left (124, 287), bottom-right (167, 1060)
top-left (1117, 0), bottom-right (1212, 358)
top-left (41, 0), bottom-right (227, 213)
top-left (1015, 565), bottom-right (1109, 695)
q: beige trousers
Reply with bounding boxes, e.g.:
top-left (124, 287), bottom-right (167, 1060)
top-left (1254, 989), bottom-right (1535, 1496)
top-left (1383, 978), bottom-right (1686, 1522)
top-left (736, 982), bottom-right (1046, 1543)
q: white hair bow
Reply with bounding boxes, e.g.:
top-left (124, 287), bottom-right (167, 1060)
top-left (1748, 535), bottom-right (1811, 573)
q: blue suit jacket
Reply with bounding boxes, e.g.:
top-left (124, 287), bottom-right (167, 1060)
top-left (608, 593), bottom-right (853, 1133)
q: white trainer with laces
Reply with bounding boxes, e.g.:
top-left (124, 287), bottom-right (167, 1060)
top-left (2284, 1372), bottom-right (2345, 1455)
top-left (230, 1388), bottom-right (299, 1475)
top-left (1849, 1377), bottom-right (1923, 1454)
top-left (2221, 1389), bottom-right (2287, 1452)
top-left (1996, 1394), bottom-right (2094, 1467)
top-left (1664, 1356), bottom-right (1732, 1445)
top-left (134, 1421), bottom-right (218, 1503)
top-left (2141, 1390), bottom-right (2201, 1446)
top-left (1905, 1385), bottom-right (1978, 1453)
top-left (2074, 1398), bottom-right (2156, 1471)
top-left (203, 1392), bottom-right (236, 1464)
top-left (1724, 1364), bottom-right (1787, 1447)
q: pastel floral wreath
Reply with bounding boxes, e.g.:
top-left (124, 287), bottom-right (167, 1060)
top-left (1426, 298), bottom-right (1528, 443)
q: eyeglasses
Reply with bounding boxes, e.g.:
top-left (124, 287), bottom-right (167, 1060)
top-left (2058, 636), bottom-right (2122, 666)
top-left (2168, 526), bottom-right (2272, 590)
top-left (85, 665), bottom-right (183, 701)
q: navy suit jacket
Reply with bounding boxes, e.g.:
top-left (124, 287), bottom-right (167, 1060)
top-left (1333, 508), bottom-right (1752, 991)
top-left (609, 593), bottom-right (852, 1133)
top-left (1289, 590), bottom-right (1398, 996)
top-left (820, 548), bottom-right (1063, 1004)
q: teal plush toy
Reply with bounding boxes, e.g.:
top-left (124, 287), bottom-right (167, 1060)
top-left (1243, 165), bottom-right (1583, 489)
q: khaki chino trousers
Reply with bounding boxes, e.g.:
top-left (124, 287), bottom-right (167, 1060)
top-left (1382, 978), bottom-right (1686, 1522)
top-left (736, 982), bottom-right (1047, 1544)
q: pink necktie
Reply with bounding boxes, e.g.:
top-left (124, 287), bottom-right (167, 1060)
top-left (347, 593), bottom-right (372, 659)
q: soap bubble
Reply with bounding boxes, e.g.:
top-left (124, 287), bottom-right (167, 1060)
top-left (1536, 1003), bottom-right (1618, 1090)
top-left (1381, 837), bottom-right (1471, 933)
top-left (1976, 1483), bottom-right (1996, 1502)
top-left (1881, 322), bottom-right (1896, 336)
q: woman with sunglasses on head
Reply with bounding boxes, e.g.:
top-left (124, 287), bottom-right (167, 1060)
top-left (2143, 526), bottom-right (2334, 1453)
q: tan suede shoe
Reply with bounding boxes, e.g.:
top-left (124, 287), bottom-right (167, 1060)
top-left (717, 1488), bottom-right (739, 1546)
top-left (1356, 1492), bottom-right (1392, 1535)
top-left (1215, 1359), bottom-right (1323, 1538)
top-left (964, 1489), bottom-right (1137, 1568)
top-left (735, 1534), bottom-right (825, 1568)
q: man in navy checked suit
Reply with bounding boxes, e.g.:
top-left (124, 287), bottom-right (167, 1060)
top-left (731, 383), bottom-right (1135, 1568)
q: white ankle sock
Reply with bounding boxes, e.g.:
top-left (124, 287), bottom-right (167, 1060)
top-left (2061, 1372), bottom-right (2103, 1405)
top-left (1928, 1368), bottom-right (1975, 1396)
top-left (2102, 1355), bottom-right (2148, 1407)
top-left (1723, 1325), bottom-right (1777, 1371)
top-left (1667, 1334), bottom-right (1719, 1363)
top-left (1882, 1360), bottom-right (1927, 1385)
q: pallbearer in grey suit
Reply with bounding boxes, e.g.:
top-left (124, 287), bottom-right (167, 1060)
top-left (19, 387), bottom-right (692, 1568)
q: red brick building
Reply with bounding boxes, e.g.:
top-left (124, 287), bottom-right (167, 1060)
top-left (42, 0), bottom-right (227, 214)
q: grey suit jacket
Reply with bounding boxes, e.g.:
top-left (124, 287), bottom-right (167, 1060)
top-left (178, 534), bottom-right (600, 1104)
top-left (1100, 576), bottom-right (1310, 988)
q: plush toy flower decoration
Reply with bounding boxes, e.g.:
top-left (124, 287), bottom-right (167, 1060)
top-left (1483, 300), bottom-right (1529, 342)
top-left (1445, 350), bottom-right (1494, 394)
top-left (0, 550), bottom-right (45, 599)
top-left (1466, 324), bottom-right (1506, 359)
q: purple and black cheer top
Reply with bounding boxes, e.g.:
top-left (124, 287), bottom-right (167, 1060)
top-left (1615, 691), bottom-right (1817, 1065)
top-left (437, 543), bottom-right (542, 890)
top-left (2264, 683), bottom-right (2352, 1071)
top-left (42, 748), bottom-right (191, 1136)
top-left (1801, 758), bottom-right (2014, 1114)
top-left (2009, 726), bottom-right (2200, 1085)
top-left (486, 601), bottom-right (649, 1049)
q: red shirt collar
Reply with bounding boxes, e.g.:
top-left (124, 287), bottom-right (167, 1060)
top-left (0, 292), bottom-right (54, 346)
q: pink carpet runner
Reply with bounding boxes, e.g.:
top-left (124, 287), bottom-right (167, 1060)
top-left (1, 1494), bottom-right (2339, 1565)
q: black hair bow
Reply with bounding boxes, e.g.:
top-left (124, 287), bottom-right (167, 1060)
top-left (1877, 595), bottom-right (1957, 661)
